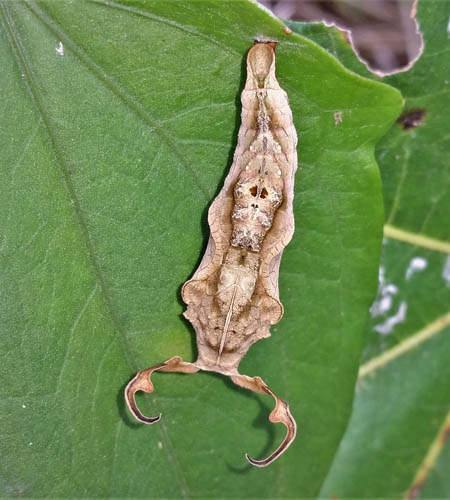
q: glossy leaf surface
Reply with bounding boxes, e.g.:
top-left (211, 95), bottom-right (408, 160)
top-left (0, 0), bottom-right (401, 496)
top-left (290, 2), bottom-right (450, 497)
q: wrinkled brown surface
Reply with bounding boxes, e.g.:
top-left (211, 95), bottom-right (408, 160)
top-left (126, 43), bottom-right (298, 467)
top-left (182, 42), bottom-right (298, 375)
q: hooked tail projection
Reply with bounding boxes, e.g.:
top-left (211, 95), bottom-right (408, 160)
top-left (125, 42), bottom-right (298, 467)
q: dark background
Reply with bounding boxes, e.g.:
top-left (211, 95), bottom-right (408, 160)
top-left (261, 0), bottom-right (422, 73)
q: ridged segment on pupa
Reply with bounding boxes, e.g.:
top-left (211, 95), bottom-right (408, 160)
top-left (182, 42), bottom-right (298, 374)
top-left (125, 42), bottom-right (299, 468)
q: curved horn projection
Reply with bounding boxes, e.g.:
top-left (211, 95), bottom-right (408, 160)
top-left (125, 356), bottom-right (199, 424)
top-left (125, 364), bottom-right (297, 466)
top-left (232, 374), bottom-right (297, 467)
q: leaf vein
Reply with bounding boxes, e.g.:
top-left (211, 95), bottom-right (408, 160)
top-left (405, 408), bottom-right (450, 499)
top-left (1, 4), bottom-right (190, 496)
top-left (26, 0), bottom-right (210, 202)
top-left (358, 310), bottom-right (450, 378)
top-left (90, 0), bottom-right (241, 57)
top-left (384, 224), bottom-right (450, 254)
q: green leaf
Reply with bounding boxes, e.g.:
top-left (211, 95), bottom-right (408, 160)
top-left (288, 2), bottom-right (450, 497)
top-left (0, 0), bottom-right (401, 496)
top-left (420, 418), bottom-right (450, 499)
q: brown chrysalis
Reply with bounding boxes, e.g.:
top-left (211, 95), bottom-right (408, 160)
top-left (125, 42), bottom-right (298, 467)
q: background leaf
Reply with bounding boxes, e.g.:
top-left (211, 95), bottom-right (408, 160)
top-left (0, 0), bottom-right (401, 496)
top-left (291, 1), bottom-right (450, 497)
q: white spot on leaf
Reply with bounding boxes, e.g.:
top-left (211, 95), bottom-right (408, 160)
top-left (334, 111), bottom-right (343, 125)
top-left (442, 256), bottom-right (450, 286)
top-left (55, 41), bottom-right (64, 56)
top-left (405, 256), bottom-right (428, 280)
top-left (371, 265), bottom-right (408, 335)
top-left (370, 266), bottom-right (398, 317)
top-left (374, 301), bottom-right (408, 335)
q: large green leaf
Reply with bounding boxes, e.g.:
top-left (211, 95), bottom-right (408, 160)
top-left (290, 1), bottom-right (450, 497)
top-left (0, 1), bottom-right (401, 496)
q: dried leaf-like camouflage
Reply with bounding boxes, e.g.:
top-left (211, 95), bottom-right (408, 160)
top-left (125, 42), bottom-right (298, 467)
